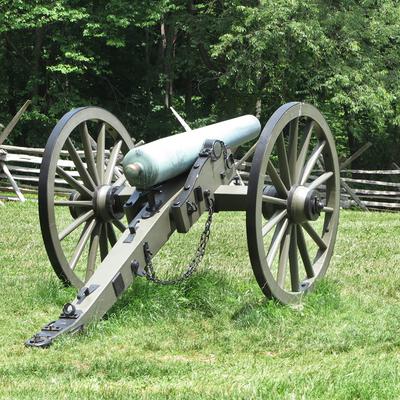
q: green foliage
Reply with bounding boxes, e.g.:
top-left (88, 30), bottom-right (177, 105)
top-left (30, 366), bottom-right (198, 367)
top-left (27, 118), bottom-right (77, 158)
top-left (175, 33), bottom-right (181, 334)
top-left (0, 0), bottom-right (399, 166)
top-left (210, 0), bottom-right (400, 164)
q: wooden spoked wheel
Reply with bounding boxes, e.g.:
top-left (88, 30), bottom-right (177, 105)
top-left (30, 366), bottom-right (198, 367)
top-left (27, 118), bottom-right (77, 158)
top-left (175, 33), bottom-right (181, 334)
top-left (39, 107), bottom-right (135, 288)
top-left (246, 102), bottom-right (340, 304)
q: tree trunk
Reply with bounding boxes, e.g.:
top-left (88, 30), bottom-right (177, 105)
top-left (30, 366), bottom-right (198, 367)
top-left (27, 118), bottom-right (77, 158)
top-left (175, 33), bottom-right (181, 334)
top-left (255, 98), bottom-right (262, 119)
top-left (145, 28), bottom-right (150, 67)
top-left (184, 78), bottom-right (193, 114)
top-left (161, 21), bottom-right (175, 108)
top-left (345, 110), bottom-right (358, 169)
top-left (32, 27), bottom-right (45, 101)
top-left (4, 33), bottom-right (16, 117)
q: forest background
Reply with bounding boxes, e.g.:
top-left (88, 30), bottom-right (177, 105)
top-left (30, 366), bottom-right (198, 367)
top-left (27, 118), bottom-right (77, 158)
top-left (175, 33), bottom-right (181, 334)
top-left (0, 0), bottom-right (399, 167)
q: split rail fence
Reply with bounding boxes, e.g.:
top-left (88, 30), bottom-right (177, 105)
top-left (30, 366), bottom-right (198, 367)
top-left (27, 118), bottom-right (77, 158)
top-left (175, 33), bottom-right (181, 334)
top-left (1, 143), bottom-right (400, 211)
top-left (340, 168), bottom-right (400, 211)
top-left (0, 141), bottom-right (143, 202)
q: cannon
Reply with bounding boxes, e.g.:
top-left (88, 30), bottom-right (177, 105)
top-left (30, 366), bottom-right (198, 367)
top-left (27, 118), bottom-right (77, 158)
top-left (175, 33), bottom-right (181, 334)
top-left (26, 102), bottom-right (340, 347)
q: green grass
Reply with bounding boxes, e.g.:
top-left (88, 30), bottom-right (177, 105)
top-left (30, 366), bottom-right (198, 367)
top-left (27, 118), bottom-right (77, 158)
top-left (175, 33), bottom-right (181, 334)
top-left (1, 201), bottom-right (400, 399)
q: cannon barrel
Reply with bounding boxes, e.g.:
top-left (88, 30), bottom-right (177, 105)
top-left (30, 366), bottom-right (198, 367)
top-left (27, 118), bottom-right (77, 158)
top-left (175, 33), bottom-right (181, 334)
top-left (122, 115), bottom-right (261, 188)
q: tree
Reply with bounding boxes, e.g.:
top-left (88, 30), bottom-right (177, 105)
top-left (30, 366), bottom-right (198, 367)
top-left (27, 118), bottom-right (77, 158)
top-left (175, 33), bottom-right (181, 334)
top-left (0, 0), bottom-right (399, 167)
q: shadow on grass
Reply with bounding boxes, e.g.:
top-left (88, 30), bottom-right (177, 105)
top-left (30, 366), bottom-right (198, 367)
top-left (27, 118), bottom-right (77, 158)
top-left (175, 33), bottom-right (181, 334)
top-left (304, 278), bottom-right (342, 313)
top-left (106, 269), bottom-right (244, 321)
top-left (28, 269), bottom-right (343, 348)
top-left (104, 271), bottom-right (342, 329)
top-left (231, 298), bottom-right (285, 326)
top-left (231, 277), bottom-right (343, 328)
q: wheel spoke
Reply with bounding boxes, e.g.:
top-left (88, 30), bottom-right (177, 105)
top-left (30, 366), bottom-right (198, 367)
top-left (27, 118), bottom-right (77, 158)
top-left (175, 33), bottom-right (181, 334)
top-left (276, 133), bottom-right (291, 188)
top-left (266, 218), bottom-right (289, 266)
top-left (54, 200), bottom-right (93, 207)
top-left (40, 106), bottom-right (136, 289)
top-left (81, 122), bottom-right (100, 185)
top-left (58, 210), bottom-right (95, 241)
top-left (262, 209), bottom-right (287, 236)
top-left (112, 219), bottom-right (126, 233)
top-left (270, 221), bottom-right (283, 248)
top-left (97, 123), bottom-right (106, 185)
top-left (266, 162), bottom-right (288, 197)
top-left (65, 138), bottom-right (96, 190)
top-left (300, 140), bottom-right (326, 185)
top-left (86, 223), bottom-right (101, 281)
top-left (288, 118), bottom-right (299, 183)
top-left (295, 121), bottom-right (314, 183)
top-left (289, 226), bottom-right (300, 292)
top-left (107, 222), bottom-right (117, 246)
top-left (297, 225), bottom-right (314, 278)
top-left (70, 219), bottom-right (97, 270)
top-left (99, 223), bottom-right (108, 261)
top-left (277, 223), bottom-right (292, 287)
top-left (262, 195), bottom-right (287, 207)
top-left (56, 166), bottom-right (93, 198)
top-left (307, 171), bottom-right (333, 191)
top-left (302, 221), bottom-right (327, 251)
top-left (104, 140), bottom-right (123, 185)
top-left (245, 104), bottom-right (340, 303)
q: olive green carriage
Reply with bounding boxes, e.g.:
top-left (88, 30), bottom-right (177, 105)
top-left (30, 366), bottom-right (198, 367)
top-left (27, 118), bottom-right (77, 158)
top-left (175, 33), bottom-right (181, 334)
top-left (27, 102), bottom-right (340, 347)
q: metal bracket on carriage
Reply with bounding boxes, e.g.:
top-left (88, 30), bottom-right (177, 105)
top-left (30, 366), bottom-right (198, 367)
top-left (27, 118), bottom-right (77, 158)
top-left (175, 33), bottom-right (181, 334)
top-left (171, 139), bottom-right (234, 233)
top-left (131, 259), bottom-right (146, 277)
top-left (76, 284), bottom-right (100, 303)
top-left (124, 217), bottom-right (141, 243)
top-left (198, 139), bottom-right (225, 160)
top-left (142, 186), bottom-right (163, 219)
top-left (26, 320), bottom-right (82, 348)
top-left (25, 303), bottom-right (83, 348)
top-left (123, 186), bottom-right (164, 243)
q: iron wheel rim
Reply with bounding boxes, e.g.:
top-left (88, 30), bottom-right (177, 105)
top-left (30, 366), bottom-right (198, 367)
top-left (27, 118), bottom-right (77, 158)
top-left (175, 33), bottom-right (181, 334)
top-left (246, 102), bottom-right (340, 304)
top-left (39, 106), bottom-right (135, 288)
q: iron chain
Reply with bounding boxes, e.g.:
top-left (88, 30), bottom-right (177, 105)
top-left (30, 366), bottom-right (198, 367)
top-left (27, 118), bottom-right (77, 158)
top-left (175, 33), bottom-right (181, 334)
top-left (144, 199), bottom-right (214, 285)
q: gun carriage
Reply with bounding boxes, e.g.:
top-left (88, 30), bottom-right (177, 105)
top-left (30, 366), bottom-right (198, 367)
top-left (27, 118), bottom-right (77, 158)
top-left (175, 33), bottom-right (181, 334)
top-left (27, 102), bottom-right (340, 347)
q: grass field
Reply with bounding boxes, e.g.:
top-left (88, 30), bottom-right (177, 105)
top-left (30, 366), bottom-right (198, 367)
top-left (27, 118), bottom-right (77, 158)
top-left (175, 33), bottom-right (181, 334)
top-left (1, 200), bottom-right (400, 399)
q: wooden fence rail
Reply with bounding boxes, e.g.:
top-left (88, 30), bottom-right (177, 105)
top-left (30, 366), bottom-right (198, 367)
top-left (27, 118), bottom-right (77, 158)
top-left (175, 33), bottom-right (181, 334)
top-left (0, 141), bottom-right (144, 201)
top-left (236, 162), bottom-right (400, 211)
top-left (1, 144), bottom-right (400, 211)
top-left (340, 169), bottom-right (400, 210)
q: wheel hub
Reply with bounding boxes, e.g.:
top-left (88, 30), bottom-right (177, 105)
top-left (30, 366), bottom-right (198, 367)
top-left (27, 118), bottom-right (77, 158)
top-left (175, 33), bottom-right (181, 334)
top-left (93, 185), bottom-right (124, 222)
top-left (68, 191), bottom-right (86, 219)
top-left (262, 185), bottom-right (279, 219)
top-left (287, 185), bottom-right (324, 223)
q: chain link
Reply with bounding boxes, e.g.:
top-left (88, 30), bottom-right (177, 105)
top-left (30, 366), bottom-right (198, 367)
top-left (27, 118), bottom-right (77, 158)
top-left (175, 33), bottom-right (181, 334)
top-left (144, 199), bottom-right (214, 285)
